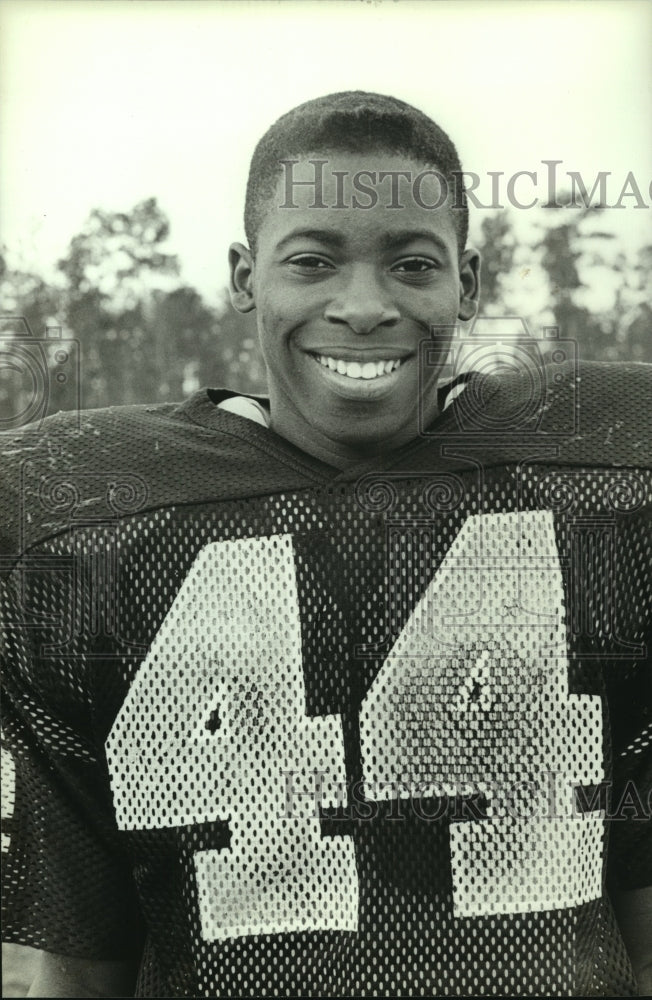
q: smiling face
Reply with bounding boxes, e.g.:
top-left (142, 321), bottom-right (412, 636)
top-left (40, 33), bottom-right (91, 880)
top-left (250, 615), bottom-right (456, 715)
top-left (229, 152), bottom-right (480, 467)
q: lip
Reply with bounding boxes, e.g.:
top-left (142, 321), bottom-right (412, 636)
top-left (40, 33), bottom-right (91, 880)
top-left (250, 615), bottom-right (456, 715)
top-left (304, 347), bottom-right (414, 363)
top-left (305, 351), bottom-right (411, 401)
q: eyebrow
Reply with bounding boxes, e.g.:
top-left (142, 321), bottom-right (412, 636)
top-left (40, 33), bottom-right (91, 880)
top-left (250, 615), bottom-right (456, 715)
top-left (275, 228), bottom-right (345, 251)
top-left (380, 229), bottom-right (451, 254)
top-left (275, 227), bottom-right (451, 254)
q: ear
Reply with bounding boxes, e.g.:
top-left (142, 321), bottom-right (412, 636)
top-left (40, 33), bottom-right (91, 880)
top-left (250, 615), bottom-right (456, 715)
top-left (228, 242), bottom-right (256, 313)
top-left (457, 248), bottom-right (481, 321)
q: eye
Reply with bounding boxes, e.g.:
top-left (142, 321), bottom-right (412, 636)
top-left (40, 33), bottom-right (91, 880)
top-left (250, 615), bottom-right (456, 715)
top-left (391, 256), bottom-right (438, 274)
top-left (286, 254), bottom-right (334, 273)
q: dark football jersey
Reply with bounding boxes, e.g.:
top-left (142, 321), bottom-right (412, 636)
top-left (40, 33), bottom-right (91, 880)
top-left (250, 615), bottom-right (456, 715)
top-left (1, 362), bottom-right (651, 997)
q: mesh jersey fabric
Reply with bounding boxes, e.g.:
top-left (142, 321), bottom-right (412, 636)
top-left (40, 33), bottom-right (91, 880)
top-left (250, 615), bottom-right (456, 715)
top-left (1, 361), bottom-right (651, 998)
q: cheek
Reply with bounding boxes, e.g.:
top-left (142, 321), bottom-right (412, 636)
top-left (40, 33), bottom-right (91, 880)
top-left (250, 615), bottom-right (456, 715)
top-left (398, 281), bottom-right (459, 321)
top-left (255, 307), bottom-right (300, 378)
top-left (254, 294), bottom-right (283, 345)
top-left (255, 292), bottom-right (296, 340)
top-left (425, 283), bottom-right (460, 315)
top-left (256, 288), bottom-right (316, 353)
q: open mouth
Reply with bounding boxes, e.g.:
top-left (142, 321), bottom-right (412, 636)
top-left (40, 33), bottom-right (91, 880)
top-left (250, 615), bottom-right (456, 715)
top-left (311, 354), bottom-right (403, 380)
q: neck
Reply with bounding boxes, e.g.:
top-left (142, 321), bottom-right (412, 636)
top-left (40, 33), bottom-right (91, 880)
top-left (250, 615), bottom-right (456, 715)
top-left (268, 407), bottom-right (437, 470)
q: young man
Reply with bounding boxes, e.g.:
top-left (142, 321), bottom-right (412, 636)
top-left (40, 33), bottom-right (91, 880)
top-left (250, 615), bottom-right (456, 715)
top-left (1, 92), bottom-right (650, 997)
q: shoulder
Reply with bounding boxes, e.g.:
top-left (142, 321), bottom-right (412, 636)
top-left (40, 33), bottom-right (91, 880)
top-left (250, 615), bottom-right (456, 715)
top-left (0, 400), bottom-right (192, 555)
top-left (0, 391), bottom-right (297, 566)
top-left (467, 360), bottom-right (652, 468)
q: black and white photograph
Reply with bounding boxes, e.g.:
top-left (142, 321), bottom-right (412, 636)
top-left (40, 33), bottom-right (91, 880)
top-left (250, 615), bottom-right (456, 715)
top-left (1, 1), bottom-right (650, 996)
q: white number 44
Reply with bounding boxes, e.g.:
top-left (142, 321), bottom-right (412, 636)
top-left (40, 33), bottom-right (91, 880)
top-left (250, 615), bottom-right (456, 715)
top-left (106, 512), bottom-right (604, 942)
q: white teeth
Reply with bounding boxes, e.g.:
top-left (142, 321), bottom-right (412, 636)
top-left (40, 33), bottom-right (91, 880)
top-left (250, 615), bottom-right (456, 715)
top-left (315, 355), bottom-right (403, 380)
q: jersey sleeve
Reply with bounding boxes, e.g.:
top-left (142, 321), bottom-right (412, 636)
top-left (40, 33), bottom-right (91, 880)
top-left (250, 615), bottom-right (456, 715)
top-left (1, 571), bottom-right (145, 960)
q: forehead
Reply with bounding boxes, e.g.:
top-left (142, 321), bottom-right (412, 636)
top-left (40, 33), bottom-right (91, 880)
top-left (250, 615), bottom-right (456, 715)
top-left (256, 151), bottom-right (460, 254)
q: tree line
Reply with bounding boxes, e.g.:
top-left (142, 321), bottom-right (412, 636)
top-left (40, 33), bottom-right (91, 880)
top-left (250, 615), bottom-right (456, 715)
top-left (1, 196), bottom-right (649, 423)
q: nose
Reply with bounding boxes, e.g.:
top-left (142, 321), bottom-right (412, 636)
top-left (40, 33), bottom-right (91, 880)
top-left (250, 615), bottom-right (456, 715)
top-left (324, 266), bottom-right (400, 334)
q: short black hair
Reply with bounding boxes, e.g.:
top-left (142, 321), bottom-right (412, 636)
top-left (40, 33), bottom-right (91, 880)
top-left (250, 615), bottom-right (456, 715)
top-left (244, 90), bottom-right (469, 254)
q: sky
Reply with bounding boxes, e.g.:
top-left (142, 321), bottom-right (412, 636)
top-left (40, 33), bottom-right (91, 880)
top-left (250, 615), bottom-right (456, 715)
top-left (1, 0), bottom-right (650, 305)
